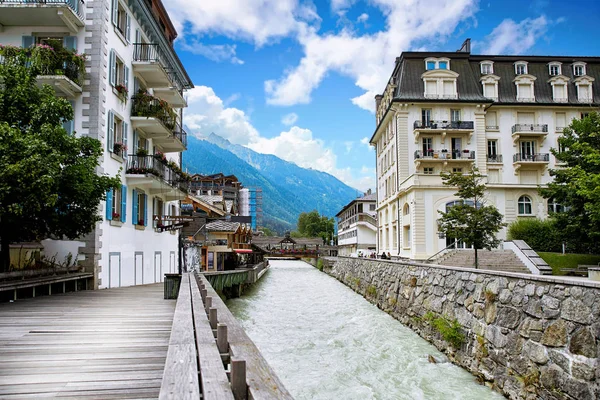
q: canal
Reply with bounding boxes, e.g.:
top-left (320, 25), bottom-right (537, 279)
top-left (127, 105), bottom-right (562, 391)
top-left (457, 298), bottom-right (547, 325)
top-left (227, 259), bottom-right (503, 400)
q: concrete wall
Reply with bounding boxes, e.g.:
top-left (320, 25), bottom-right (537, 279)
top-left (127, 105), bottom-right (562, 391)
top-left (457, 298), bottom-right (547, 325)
top-left (323, 257), bottom-right (599, 400)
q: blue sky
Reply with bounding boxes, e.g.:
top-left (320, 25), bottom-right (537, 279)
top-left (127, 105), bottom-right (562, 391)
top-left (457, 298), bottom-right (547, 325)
top-left (163, 0), bottom-right (600, 191)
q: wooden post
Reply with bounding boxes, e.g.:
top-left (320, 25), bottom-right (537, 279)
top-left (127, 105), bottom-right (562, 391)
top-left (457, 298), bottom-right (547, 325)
top-left (209, 307), bottom-right (218, 330)
top-left (231, 359), bottom-right (247, 400)
top-left (217, 323), bottom-right (228, 354)
top-left (205, 296), bottom-right (212, 314)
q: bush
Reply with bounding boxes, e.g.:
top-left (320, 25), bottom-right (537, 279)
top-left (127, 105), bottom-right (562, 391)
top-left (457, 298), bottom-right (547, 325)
top-left (507, 218), bottom-right (562, 252)
top-left (432, 317), bottom-right (465, 348)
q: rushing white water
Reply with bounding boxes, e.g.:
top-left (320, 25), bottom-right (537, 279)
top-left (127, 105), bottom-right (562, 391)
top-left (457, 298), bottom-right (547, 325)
top-left (227, 260), bottom-right (503, 400)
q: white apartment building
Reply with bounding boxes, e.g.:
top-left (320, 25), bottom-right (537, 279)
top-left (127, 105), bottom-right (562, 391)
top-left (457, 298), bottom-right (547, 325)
top-left (336, 191), bottom-right (377, 256)
top-left (0, 0), bottom-right (193, 288)
top-left (370, 39), bottom-right (598, 260)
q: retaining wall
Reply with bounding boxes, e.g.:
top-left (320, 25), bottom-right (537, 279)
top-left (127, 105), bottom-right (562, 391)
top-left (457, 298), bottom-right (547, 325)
top-left (323, 257), bottom-right (599, 400)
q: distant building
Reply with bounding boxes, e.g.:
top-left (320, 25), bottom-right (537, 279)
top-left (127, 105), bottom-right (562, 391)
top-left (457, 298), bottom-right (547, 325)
top-left (239, 187), bottom-right (263, 230)
top-left (370, 38), bottom-right (599, 259)
top-left (335, 190), bottom-right (377, 256)
top-left (190, 173), bottom-right (241, 214)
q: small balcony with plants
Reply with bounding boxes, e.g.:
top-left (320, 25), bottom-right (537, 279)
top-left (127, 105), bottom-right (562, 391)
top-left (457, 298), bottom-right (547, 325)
top-left (412, 120), bottom-right (474, 143)
top-left (130, 90), bottom-right (177, 139)
top-left (132, 43), bottom-right (177, 89)
top-left (153, 121), bottom-right (188, 152)
top-left (0, 0), bottom-right (85, 31)
top-left (0, 41), bottom-right (86, 98)
top-left (125, 150), bottom-right (190, 200)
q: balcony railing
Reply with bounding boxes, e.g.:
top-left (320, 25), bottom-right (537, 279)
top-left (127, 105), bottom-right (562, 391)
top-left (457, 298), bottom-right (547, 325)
top-left (131, 93), bottom-right (176, 131)
top-left (516, 97), bottom-right (535, 102)
top-left (511, 124), bottom-right (548, 134)
top-left (487, 154), bottom-right (503, 163)
top-left (174, 122), bottom-right (188, 148)
top-left (413, 120), bottom-right (474, 130)
top-left (126, 155), bottom-right (190, 193)
top-left (132, 43), bottom-right (183, 92)
top-left (513, 153), bottom-right (549, 162)
top-left (414, 150), bottom-right (475, 160)
top-left (357, 214), bottom-right (377, 226)
top-left (0, 0), bottom-right (84, 19)
top-left (0, 45), bottom-right (84, 86)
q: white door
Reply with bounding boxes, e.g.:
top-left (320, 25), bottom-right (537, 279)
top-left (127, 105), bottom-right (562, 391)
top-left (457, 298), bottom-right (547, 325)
top-left (109, 253), bottom-right (121, 288)
top-left (135, 253), bottom-right (143, 285)
top-left (154, 252), bottom-right (162, 283)
top-left (170, 252), bottom-right (176, 273)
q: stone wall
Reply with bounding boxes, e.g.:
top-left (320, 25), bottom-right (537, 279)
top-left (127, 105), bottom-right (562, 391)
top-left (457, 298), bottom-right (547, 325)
top-left (323, 257), bottom-right (599, 400)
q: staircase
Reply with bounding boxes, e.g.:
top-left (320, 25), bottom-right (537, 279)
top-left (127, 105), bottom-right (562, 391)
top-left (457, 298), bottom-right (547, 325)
top-left (435, 249), bottom-right (531, 274)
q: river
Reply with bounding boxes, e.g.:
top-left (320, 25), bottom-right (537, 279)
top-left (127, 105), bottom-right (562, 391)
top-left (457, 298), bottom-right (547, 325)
top-left (227, 260), bottom-right (503, 400)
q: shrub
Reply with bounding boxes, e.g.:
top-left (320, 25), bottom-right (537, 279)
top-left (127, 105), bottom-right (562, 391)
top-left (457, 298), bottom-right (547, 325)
top-left (367, 285), bottom-right (377, 297)
top-left (316, 258), bottom-right (323, 271)
top-left (432, 317), bottom-right (465, 348)
top-left (507, 218), bottom-right (562, 252)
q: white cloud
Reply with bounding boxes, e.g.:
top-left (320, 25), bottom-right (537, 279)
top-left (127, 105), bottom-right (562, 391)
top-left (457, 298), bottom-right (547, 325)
top-left (360, 136), bottom-right (374, 150)
top-left (265, 0), bottom-right (478, 112)
top-left (281, 112), bottom-right (299, 125)
top-left (185, 85), bottom-right (373, 190)
top-left (179, 39), bottom-right (244, 64)
top-left (356, 13), bottom-right (369, 23)
top-left (331, 0), bottom-right (357, 12)
top-left (344, 141), bottom-right (353, 154)
top-left (479, 16), bottom-right (549, 55)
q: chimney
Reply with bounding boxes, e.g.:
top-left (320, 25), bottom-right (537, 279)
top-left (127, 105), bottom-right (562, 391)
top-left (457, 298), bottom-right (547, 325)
top-left (367, 189), bottom-right (372, 195)
top-left (457, 38), bottom-right (471, 53)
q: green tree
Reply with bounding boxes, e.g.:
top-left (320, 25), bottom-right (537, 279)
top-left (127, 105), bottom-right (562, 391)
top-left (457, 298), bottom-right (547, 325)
top-left (0, 52), bottom-right (120, 271)
top-left (296, 210), bottom-right (335, 244)
top-left (258, 226), bottom-right (275, 237)
top-left (438, 167), bottom-right (506, 268)
top-left (540, 112), bottom-right (600, 253)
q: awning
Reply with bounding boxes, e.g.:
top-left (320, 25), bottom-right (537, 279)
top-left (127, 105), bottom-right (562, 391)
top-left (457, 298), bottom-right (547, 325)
top-left (234, 249), bottom-right (253, 254)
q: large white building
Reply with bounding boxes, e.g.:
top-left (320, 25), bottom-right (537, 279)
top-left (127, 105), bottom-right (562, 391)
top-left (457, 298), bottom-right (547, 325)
top-left (336, 191), bottom-right (377, 256)
top-left (370, 39), bottom-right (598, 260)
top-left (0, 0), bottom-right (193, 288)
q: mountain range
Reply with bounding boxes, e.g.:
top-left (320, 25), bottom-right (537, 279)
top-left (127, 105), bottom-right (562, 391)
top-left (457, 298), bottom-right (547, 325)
top-left (182, 133), bottom-right (361, 233)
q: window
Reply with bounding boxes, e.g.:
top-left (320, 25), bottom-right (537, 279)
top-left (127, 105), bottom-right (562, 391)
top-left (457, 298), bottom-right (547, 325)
top-left (573, 63), bottom-right (585, 76)
top-left (421, 109), bottom-right (432, 126)
top-left (369, 204), bottom-right (376, 211)
top-left (425, 80), bottom-right (438, 97)
top-left (105, 185), bottom-right (127, 223)
top-left (112, 0), bottom-right (131, 41)
top-left (552, 83), bottom-right (567, 101)
top-left (153, 197), bottom-right (163, 227)
top-left (485, 111), bottom-right (498, 129)
top-left (487, 140), bottom-right (498, 161)
top-left (518, 196), bottom-right (532, 215)
top-left (452, 168), bottom-right (463, 173)
top-left (515, 62), bottom-right (527, 75)
top-left (577, 83), bottom-right (593, 102)
top-left (426, 61), bottom-right (436, 70)
top-left (107, 111), bottom-right (128, 158)
top-left (555, 112), bottom-right (566, 133)
top-left (422, 137), bottom-right (433, 156)
top-left (424, 58), bottom-right (450, 70)
top-left (581, 112), bottom-right (590, 119)
top-left (132, 189), bottom-right (147, 226)
top-left (438, 61), bottom-right (448, 70)
top-left (520, 141), bottom-right (536, 159)
top-left (109, 49), bottom-right (130, 98)
top-left (481, 63), bottom-right (493, 74)
top-left (62, 100), bottom-right (75, 135)
top-left (450, 109), bottom-right (461, 122)
top-left (549, 64), bottom-right (561, 76)
top-left (424, 167), bottom-right (434, 175)
top-left (403, 204), bottom-right (410, 216)
top-left (483, 83), bottom-right (496, 98)
top-left (442, 80), bottom-right (455, 97)
top-left (548, 199), bottom-right (565, 214)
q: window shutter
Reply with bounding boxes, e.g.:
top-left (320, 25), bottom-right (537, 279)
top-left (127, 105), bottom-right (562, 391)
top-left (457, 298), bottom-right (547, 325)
top-left (121, 185), bottom-right (127, 223)
top-left (22, 36), bottom-right (35, 48)
top-left (143, 194), bottom-right (148, 226)
top-left (107, 110), bottom-right (115, 152)
top-left (112, 0), bottom-right (119, 26)
top-left (135, 29), bottom-right (141, 44)
top-left (125, 13), bottom-right (131, 43)
top-left (124, 65), bottom-right (129, 95)
top-left (109, 49), bottom-right (116, 87)
top-left (132, 189), bottom-right (138, 224)
top-left (123, 122), bottom-right (129, 159)
top-left (132, 130), bottom-right (138, 155)
top-left (106, 189), bottom-right (114, 220)
top-left (63, 119), bottom-right (74, 135)
top-left (63, 36), bottom-right (77, 51)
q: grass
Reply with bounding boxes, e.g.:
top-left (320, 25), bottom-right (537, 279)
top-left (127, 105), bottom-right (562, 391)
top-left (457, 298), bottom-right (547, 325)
top-left (538, 252), bottom-right (600, 275)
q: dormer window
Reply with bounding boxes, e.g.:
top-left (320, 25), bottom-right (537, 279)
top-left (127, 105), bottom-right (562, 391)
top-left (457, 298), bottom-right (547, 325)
top-left (481, 61), bottom-right (493, 75)
top-left (549, 76), bottom-right (568, 103)
top-left (515, 62), bottom-right (528, 75)
top-left (549, 62), bottom-right (561, 76)
top-left (514, 74), bottom-right (536, 102)
top-left (480, 74), bottom-right (500, 101)
top-left (438, 61), bottom-right (448, 70)
top-left (574, 75), bottom-right (594, 103)
top-left (426, 61), bottom-right (436, 70)
top-left (424, 58), bottom-right (451, 71)
top-left (573, 62), bottom-right (586, 76)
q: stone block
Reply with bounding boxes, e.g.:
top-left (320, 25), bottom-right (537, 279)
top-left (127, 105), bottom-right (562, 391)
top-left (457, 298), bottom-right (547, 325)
top-left (524, 299), bottom-right (543, 319)
top-left (496, 306), bottom-right (521, 329)
top-left (541, 319), bottom-right (568, 347)
top-left (486, 325), bottom-right (507, 348)
top-left (499, 288), bottom-right (512, 304)
top-left (561, 297), bottom-right (592, 324)
top-left (569, 327), bottom-right (596, 358)
top-left (548, 349), bottom-right (571, 374)
top-left (572, 361), bottom-right (595, 381)
top-left (524, 340), bottom-right (548, 364)
top-left (485, 302), bottom-right (497, 324)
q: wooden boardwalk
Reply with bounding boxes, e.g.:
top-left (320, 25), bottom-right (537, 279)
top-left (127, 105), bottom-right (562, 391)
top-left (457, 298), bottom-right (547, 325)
top-left (0, 284), bottom-right (175, 399)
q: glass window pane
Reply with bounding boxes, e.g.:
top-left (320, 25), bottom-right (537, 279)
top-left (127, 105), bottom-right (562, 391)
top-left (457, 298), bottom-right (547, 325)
top-left (427, 61), bottom-right (436, 70)
top-left (439, 61), bottom-right (447, 69)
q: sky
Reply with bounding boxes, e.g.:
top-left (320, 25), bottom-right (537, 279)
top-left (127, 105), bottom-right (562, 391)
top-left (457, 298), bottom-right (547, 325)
top-left (164, 0), bottom-right (600, 192)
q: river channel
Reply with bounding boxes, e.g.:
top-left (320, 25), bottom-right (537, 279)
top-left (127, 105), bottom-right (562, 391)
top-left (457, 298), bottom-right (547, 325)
top-left (227, 260), bottom-right (504, 400)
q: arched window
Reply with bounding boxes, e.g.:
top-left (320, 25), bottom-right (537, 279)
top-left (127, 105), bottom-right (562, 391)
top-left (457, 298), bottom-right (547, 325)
top-left (548, 198), bottom-right (564, 214)
top-left (518, 196), bottom-right (532, 215)
top-left (403, 203), bottom-right (410, 215)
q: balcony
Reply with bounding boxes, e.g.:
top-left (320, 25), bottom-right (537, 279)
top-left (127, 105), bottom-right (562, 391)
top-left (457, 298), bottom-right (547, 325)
top-left (511, 124), bottom-right (548, 143)
top-left (130, 93), bottom-right (176, 139)
top-left (153, 122), bottom-right (187, 152)
top-left (0, 44), bottom-right (84, 98)
top-left (125, 155), bottom-right (190, 201)
top-left (512, 153), bottom-right (549, 174)
top-left (132, 43), bottom-right (182, 92)
top-left (413, 120), bottom-right (475, 144)
top-left (414, 149), bottom-right (475, 168)
top-left (487, 154), bottom-right (503, 164)
top-left (0, 0), bottom-right (85, 32)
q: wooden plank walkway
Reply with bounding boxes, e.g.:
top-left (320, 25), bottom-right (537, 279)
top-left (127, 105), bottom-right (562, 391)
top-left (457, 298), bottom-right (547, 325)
top-left (0, 284), bottom-right (175, 399)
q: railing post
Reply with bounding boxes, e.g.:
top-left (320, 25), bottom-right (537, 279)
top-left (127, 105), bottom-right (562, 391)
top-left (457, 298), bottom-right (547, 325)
top-left (205, 296), bottom-right (212, 314)
top-left (217, 323), bottom-right (228, 354)
top-left (201, 288), bottom-right (207, 301)
top-left (209, 307), bottom-right (218, 330)
top-left (231, 359), bottom-right (247, 400)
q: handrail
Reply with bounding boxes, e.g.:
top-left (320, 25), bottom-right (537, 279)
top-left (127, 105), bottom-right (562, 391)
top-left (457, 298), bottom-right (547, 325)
top-left (0, 0), bottom-right (85, 19)
top-left (426, 242), bottom-right (457, 262)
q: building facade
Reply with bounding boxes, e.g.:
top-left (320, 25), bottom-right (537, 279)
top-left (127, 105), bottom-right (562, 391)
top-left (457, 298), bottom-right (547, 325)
top-left (336, 191), bottom-right (377, 256)
top-left (370, 39), bottom-right (598, 260)
top-left (239, 187), bottom-right (263, 231)
top-left (0, 0), bottom-right (193, 288)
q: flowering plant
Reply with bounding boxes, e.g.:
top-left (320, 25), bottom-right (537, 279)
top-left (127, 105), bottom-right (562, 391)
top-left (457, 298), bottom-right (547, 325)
top-left (112, 212), bottom-right (121, 219)
top-left (115, 83), bottom-right (128, 97)
top-left (113, 142), bottom-right (127, 154)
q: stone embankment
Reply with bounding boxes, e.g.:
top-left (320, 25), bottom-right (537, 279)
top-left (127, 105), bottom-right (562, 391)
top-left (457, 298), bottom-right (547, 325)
top-left (321, 257), bottom-right (599, 400)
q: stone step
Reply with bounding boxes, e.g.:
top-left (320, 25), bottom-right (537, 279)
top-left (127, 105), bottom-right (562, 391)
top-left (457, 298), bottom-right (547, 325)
top-left (437, 249), bottom-right (530, 274)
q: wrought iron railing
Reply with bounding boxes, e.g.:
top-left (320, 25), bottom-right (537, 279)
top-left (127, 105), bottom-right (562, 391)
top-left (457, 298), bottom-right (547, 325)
top-left (132, 43), bottom-right (184, 92)
top-left (513, 153), bottom-right (549, 162)
top-left (131, 93), bottom-right (176, 131)
top-left (0, 0), bottom-right (85, 19)
top-left (126, 155), bottom-right (190, 193)
top-left (414, 150), bottom-right (475, 160)
top-left (413, 120), bottom-right (474, 130)
top-left (487, 154), bottom-right (503, 163)
top-left (511, 124), bottom-right (548, 134)
top-left (173, 122), bottom-right (188, 148)
top-left (0, 49), bottom-right (84, 86)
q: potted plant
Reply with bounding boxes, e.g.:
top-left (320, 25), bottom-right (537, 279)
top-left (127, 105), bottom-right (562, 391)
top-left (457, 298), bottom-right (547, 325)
top-left (154, 150), bottom-right (167, 164)
top-left (112, 212), bottom-right (120, 220)
top-left (136, 148), bottom-right (148, 157)
top-left (113, 142), bottom-right (126, 156)
top-left (137, 219), bottom-right (145, 226)
top-left (115, 83), bottom-right (128, 99)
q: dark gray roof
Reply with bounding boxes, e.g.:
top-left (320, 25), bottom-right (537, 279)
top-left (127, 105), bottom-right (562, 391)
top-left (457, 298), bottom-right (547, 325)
top-left (335, 192), bottom-right (377, 217)
top-left (205, 221), bottom-right (240, 232)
